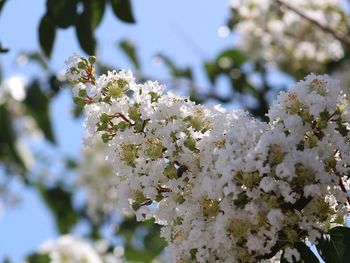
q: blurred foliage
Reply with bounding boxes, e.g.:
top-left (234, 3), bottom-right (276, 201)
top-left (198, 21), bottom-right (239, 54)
top-left (1, 1), bottom-right (350, 262)
top-left (39, 185), bottom-right (78, 234)
top-left (36, 0), bottom-right (136, 57)
top-left (119, 217), bottom-right (166, 262)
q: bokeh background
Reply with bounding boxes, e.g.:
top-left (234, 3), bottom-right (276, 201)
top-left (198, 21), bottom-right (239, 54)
top-left (0, 0), bottom-right (234, 261)
top-left (1, 0), bottom-right (350, 262)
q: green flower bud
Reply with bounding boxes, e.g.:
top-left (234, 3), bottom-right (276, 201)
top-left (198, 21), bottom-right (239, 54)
top-left (233, 192), bottom-right (250, 209)
top-left (164, 164), bottom-right (178, 179)
top-left (291, 163), bottom-right (315, 187)
top-left (266, 195), bottom-right (279, 208)
top-left (334, 215), bottom-right (345, 225)
top-left (202, 198), bottom-right (220, 217)
top-left (134, 120), bottom-right (145, 133)
top-left (228, 218), bottom-right (248, 239)
top-left (78, 89), bottom-right (87, 97)
top-left (283, 227), bottom-right (298, 243)
top-left (78, 61), bottom-right (87, 69)
top-left (268, 144), bottom-right (284, 166)
top-left (88, 56), bottom-right (96, 64)
top-left (117, 121), bottom-right (128, 132)
top-left (306, 132), bottom-right (318, 148)
top-left (176, 194), bottom-right (185, 204)
top-left (101, 133), bottom-right (110, 143)
top-left (324, 157), bottom-right (336, 172)
top-left (73, 97), bottom-right (85, 106)
top-left (241, 171), bottom-right (260, 188)
top-left (149, 91), bottom-right (160, 103)
top-left (310, 78), bottom-right (327, 96)
top-left (145, 138), bottom-right (163, 159)
top-left (285, 211), bottom-right (299, 225)
top-left (132, 191), bottom-right (148, 211)
top-left (184, 137), bottom-right (197, 151)
top-left (184, 114), bottom-right (209, 132)
top-left (120, 144), bottom-right (138, 166)
top-left (109, 86), bottom-right (124, 98)
top-left (99, 113), bottom-right (109, 123)
top-left (128, 105), bottom-right (141, 121)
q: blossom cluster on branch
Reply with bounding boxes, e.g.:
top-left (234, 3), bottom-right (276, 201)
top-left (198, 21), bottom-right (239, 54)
top-left (32, 235), bottom-right (122, 263)
top-left (66, 55), bottom-right (350, 263)
top-left (77, 136), bottom-right (117, 222)
top-left (230, 0), bottom-right (348, 74)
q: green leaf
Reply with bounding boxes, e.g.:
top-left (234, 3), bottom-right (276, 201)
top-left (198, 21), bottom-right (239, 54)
top-left (0, 104), bottom-right (26, 170)
top-left (46, 0), bottom-right (77, 28)
top-left (316, 226), bottom-right (350, 263)
top-left (24, 80), bottom-right (55, 143)
top-left (280, 242), bottom-right (319, 263)
top-left (49, 75), bottom-right (61, 97)
top-left (75, 1), bottom-right (96, 55)
top-left (156, 54), bottom-right (193, 80)
top-left (26, 253), bottom-right (50, 263)
top-left (119, 39), bottom-right (140, 69)
top-left (0, 42), bottom-right (9, 53)
top-left (205, 49), bottom-right (246, 85)
top-left (0, 0), bottom-right (8, 13)
top-left (110, 0), bottom-right (135, 23)
top-left (39, 185), bottom-right (78, 234)
top-left (295, 242), bottom-right (319, 263)
top-left (38, 14), bottom-right (56, 58)
top-left (119, 217), bottom-right (166, 262)
top-left (91, 0), bottom-right (106, 28)
top-left (23, 52), bottom-right (49, 70)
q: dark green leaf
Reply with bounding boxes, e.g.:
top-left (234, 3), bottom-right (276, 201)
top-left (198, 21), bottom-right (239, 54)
top-left (204, 62), bottom-right (220, 84)
top-left (156, 54), bottom-right (193, 80)
top-left (316, 226), bottom-right (350, 263)
top-left (26, 253), bottom-right (50, 263)
top-left (295, 242), bottom-right (319, 263)
top-left (39, 185), bottom-right (78, 234)
top-left (49, 75), bottom-right (61, 96)
top-left (65, 158), bottom-right (77, 169)
top-left (75, 1), bottom-right (96, 55)
top-left (110, 0), bottom-right (135, 23)
top-left (119, 39), bottom-right (140, 69)
top-left (205, 49), bottom-right (246, 85)
top-left (24, 80), bottom-right (55, 143)
top-left (0, 42), bottom-right (9, 53)
top-left (0, 104), bottom-right (26, 170)
top-left (217, 49), bottom-right (246, 66)
top-left (46, 0), bottom-right (77, 28)
top-left (23, 52), bottom-right (49, 70)
top-left (118, 217), bottom-right (166, 262)
top-left (0, 0), bottom-right (8, 13)
top-left (280, 242), bottom-right (319, 263)
top-left (91, 0), bottom-right (106, 28)
top-left (39, 14), bottom-right (56, 58)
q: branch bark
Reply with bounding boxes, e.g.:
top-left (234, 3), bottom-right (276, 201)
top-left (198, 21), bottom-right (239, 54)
top-left (276, 0), bottom-right (350, 48)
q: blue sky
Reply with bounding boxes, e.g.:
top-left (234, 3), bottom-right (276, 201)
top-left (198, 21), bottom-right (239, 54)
top-left (0, 0), bottom-right (232, 261)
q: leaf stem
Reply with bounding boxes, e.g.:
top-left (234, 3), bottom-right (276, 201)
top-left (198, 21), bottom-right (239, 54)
top-left (276, 0), bottom-right (350, 48)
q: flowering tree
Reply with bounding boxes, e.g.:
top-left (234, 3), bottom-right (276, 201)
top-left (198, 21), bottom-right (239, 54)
top-left (65, 53), bottom-right (350, 262)
top-left (2, 0), bottom-right (350, 262)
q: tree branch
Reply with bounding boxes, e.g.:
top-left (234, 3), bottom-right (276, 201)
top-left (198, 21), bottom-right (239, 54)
top-left (276, 0), bottom-right (350, 48)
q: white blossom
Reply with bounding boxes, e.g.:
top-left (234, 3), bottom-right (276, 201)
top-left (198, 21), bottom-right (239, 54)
top-left (230, 0), bottom-right (348, 74)
top-left (66, 56), bottom-right (350, 262)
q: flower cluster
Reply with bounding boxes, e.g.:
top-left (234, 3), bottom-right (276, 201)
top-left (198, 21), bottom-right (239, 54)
top-left (66, 55), bottom-right (350, 263)
top-left (77, 136), bottom-right (117, 222)
top-left (35, 235), bottom-right (123, 263)
top-left (229, 0), bottom-right (348, 74)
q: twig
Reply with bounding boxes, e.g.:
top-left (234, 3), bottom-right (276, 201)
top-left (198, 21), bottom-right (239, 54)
top-left (338, 178), bottom-right (350, 205)
top-left (114, 113), bottom-right (133, 125)
top-left (333, 169), bottom-right (350, 206)
top-left (276, 0), bottom-right (350, 48)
